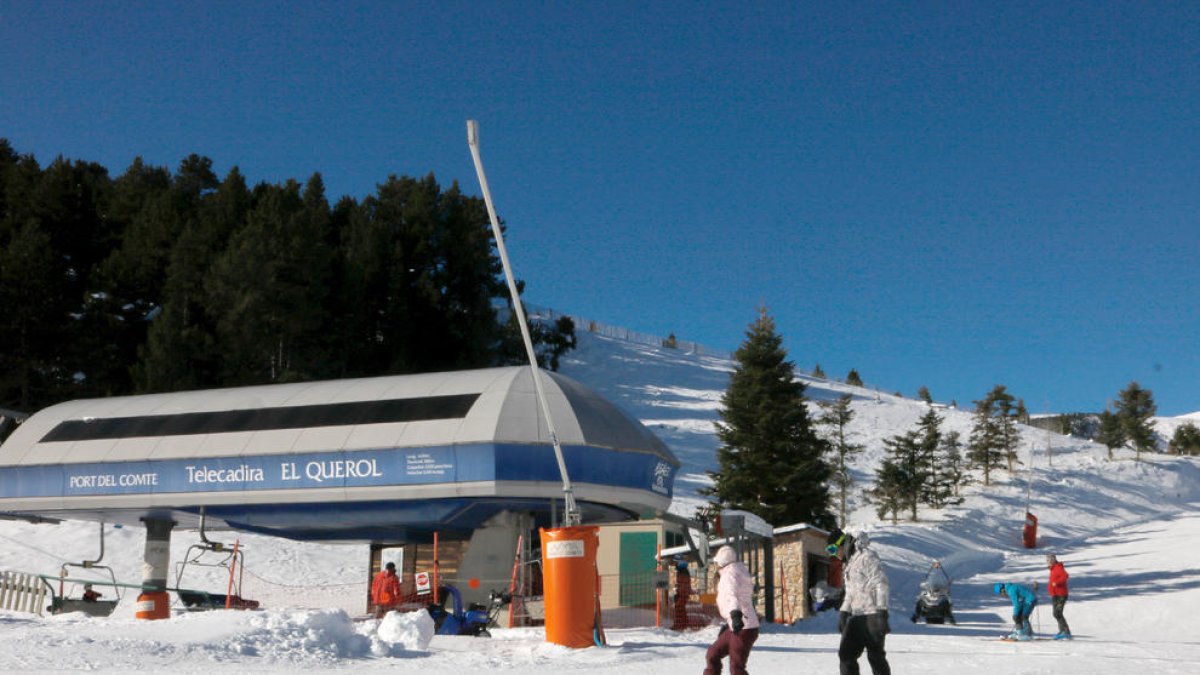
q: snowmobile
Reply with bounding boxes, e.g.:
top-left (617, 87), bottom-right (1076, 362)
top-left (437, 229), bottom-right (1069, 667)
top-left (427, 586), bottom-right (510, 637)
top-left (808, 580), bottom-right (845, 614)
top-left (910, 561), bottom-right (956, 625)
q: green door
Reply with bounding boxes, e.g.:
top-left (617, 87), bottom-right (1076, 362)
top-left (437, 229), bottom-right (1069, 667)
top-left (619, 531), bottom-right (657, 606)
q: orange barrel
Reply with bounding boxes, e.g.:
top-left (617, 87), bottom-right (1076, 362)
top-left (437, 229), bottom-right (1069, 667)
top-left (135, 590), bottom-right (170, 620)
top-left (540, 526), bottom-right (600, 648)
top-left (137, 519), bottom-right (173, 620)
top-left (1022, 512), bottom-right (1038, 549)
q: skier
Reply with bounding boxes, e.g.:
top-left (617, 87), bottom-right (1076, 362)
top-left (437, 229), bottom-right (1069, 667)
top-left (828, 528), bottom-right (891, 675)
top-left (994, 581), bottom-right (1038, 640)
top-left (1046, 554), bottom-right (1072, 640)
top-left (703, 546), bottom-right (760, 675)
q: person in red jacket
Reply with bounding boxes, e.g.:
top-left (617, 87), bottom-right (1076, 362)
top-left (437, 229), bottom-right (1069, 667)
top-left (371, 561), bottom-right (402, 618)
top-left (1047, 554), bottom-right (1072, 640)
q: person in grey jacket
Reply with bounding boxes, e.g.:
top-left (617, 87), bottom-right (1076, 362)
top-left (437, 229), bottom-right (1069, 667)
top-left (828, 528), bottom-right (891, 675)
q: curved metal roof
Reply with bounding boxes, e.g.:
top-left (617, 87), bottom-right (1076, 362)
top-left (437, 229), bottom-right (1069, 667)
top-left (0, 367), bottom-right (678, 541)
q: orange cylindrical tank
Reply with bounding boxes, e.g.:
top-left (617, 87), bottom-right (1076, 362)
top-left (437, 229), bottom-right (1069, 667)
top-left (1022, 512), bottom-right (1038, 549)
top-left (135, 590), bottom-right (170, 620)
top-left (540, 526), bottom-right (600, 648)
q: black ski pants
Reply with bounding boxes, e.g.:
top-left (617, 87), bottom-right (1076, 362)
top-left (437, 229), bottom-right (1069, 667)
top-left (1052, 595), bottom-right (1070, 634)
top-left (839, 613), bottom-right (891, 675)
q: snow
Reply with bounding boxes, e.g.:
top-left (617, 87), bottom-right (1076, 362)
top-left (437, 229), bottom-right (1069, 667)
top-left (3, 329), bottom-right (1200, 673)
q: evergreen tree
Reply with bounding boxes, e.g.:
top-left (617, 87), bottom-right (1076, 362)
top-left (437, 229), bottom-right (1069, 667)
top-left (818, 394), bottom-right (864, 526)
top-left (868, 459), bottom-right (905, 524)
top-left (812, 363), bottom-right (826, 379)
top-left (1095, 409), bottom-right (1126, 461)
top-left (85, 158), bottom-right (175, 396)
top-left (933, 430), bottom-right (969, 504)
top-left (704, 308), bottom-right (833, 528)
top-left (971, 385), bottom-right (1022, 472)
top-left (1015, 398), bottom-right (1030, 424)
top-left (845, 369), bottom-right (863, 387)
top-left (1114, 381), bottom-right (1157, 461)
top-left (914, 407), bottom-right (943, 508)
top-left (0, 221), bottom-right (67, 409)
top-left (1170, 422), bottom-right (1200, 456)
top-left (534, 315), bottom-right (578, 371)
top-left (968, 396), bottom-right (1006, 486)
top-left (875, 428), bottom-right (930, 521)
top-left (205, 177), bottom-right (334, 384)
top-left (135, 165), bottom-right (251, 391)
top-left (917, 386), bottom-right (932, 404)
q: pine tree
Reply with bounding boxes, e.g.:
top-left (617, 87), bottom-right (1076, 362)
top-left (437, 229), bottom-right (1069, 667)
top-left (818, 394), bottom-right (864, 526)
top-left (874, 429), bottom-right (929, 521)
top-left (915, 408), bottom-right (943, 508)
top-left (868, 460), bottom-right (905, 524)
top-left (1095, 409), bottom-right (1126, 460)
top-left (845, 369), bottom-right (863, 387)
top-left (1170, 422), bottom-right (1200, 456)
top-left (917, 386), bottom-right (932, 404)
top-left (968, 397), bottom-right (1006, 486)
top-left (1114, 381), bottom-right (1157, 461)
top-left (971, 385), bottom-right (1022, 473)
top-left (704, 308), bottom-right (833, 528)
top-left (135, 166), bottom-right (251, 392)
top-left (205, 177), bottom-right (334, 384)
top-left (87, 158), bottom-right (175, 396)
top-left (812, 363), bottom-right (826, 379)
top-left (932, 430), bottom-right (968, 506)
top-left (0, 221), bottom-right (67, 409)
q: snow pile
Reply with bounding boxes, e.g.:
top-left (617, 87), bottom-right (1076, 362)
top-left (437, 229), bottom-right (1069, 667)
top-left (225, 609), bottom-right (372, 661)
top-left (370, 609), bottom-right (436, 655)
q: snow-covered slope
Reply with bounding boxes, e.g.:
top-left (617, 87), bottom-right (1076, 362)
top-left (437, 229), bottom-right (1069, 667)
top-left (2, 328), bottom-right (1199, 673)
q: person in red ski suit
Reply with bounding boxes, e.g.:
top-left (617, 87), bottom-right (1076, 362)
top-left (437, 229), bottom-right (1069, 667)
top-left (672, 556), bottom-right (692, 630)
top-left (703, 546), bottom-right (760, 675)
top-left (1047, 554), bottom-right (1072, 639)
top-left (371, 561), bottom-right (402, 618)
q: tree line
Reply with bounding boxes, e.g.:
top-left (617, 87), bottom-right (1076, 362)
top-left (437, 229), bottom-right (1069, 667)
top-left (0, 140), bottom-right (575, 420)
top-left (703, 308), bottom-right (1190, 528)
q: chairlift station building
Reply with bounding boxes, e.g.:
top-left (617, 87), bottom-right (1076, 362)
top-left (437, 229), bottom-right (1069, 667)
top-left (0, 366), bottom-right (680, 613)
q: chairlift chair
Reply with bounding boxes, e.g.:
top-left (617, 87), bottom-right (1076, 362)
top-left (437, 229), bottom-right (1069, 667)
top-left (173, 538), bottom-right (257, 610)
top-left (49, 523), bottom-right (122, 617)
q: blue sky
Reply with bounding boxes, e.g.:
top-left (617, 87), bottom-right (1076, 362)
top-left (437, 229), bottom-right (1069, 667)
top-left (2, 2), bottom-right (1197, 416)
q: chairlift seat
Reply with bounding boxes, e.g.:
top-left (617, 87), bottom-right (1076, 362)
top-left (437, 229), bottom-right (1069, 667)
top-left (51, 598), bottom-right (119, 617)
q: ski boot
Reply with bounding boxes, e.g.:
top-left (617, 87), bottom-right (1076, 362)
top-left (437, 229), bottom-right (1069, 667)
top-left (1053, 631), bottom-right (1072, 641)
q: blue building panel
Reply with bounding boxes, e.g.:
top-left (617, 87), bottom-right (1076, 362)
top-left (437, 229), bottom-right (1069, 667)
top-left (0, 443), bottom-right (674, 499)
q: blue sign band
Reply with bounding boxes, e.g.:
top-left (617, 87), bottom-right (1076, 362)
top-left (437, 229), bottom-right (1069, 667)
top-left (0, 443), bottom-right (676, 499)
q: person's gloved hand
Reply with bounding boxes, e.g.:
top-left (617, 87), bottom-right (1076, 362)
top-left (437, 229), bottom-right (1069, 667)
top-left (731, 610), bottom-right (744, 634)
top-left (838, 611), bottom-right (850, 633)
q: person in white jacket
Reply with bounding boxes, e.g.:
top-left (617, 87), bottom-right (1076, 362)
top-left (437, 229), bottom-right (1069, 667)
top-left (703, 545), bottom-right (760, 675)
top-left (828, 528), bottom-right (891, 675)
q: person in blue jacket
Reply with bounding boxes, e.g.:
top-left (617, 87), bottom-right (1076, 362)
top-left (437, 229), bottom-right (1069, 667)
top-left (994, 582), bottom-right (1038, 640)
